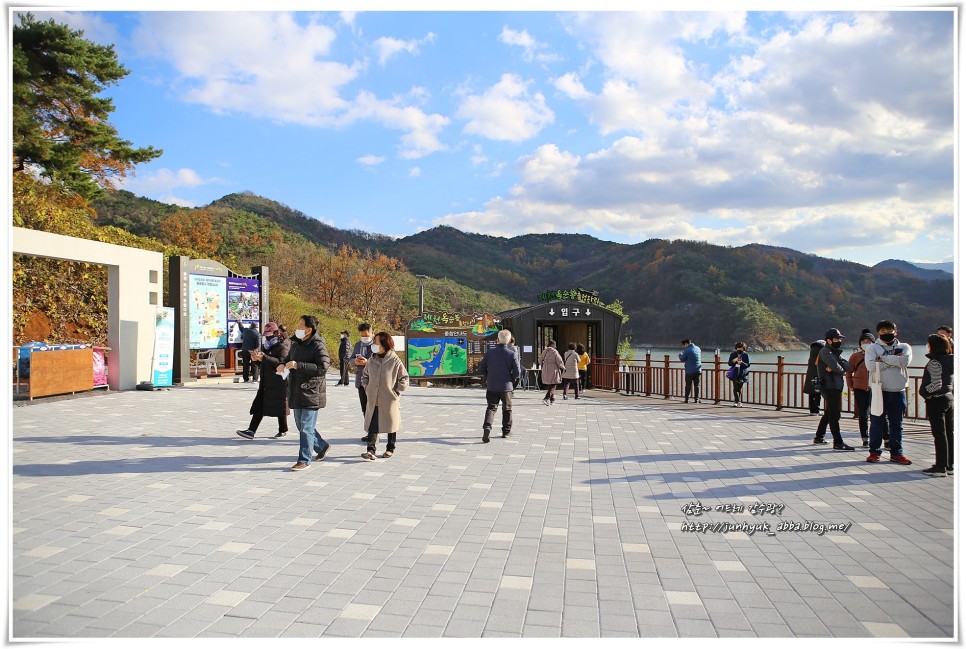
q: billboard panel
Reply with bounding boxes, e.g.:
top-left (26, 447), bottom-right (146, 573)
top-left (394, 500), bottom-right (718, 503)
top-left (405, 311), bottom-right (500, 377)
top-left (188, 274), bottom-right (227, 349)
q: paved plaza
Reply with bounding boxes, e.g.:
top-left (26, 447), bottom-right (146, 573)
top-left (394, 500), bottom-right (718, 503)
top-left (10, 379), bottom-right (955, 639)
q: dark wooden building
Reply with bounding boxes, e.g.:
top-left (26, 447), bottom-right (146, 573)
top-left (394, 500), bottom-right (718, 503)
top-left (498, 299), bottom-right (623, 371)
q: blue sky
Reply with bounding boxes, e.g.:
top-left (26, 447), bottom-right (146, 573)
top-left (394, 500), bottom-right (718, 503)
top-left (18, 6), bottom-right (956, 266)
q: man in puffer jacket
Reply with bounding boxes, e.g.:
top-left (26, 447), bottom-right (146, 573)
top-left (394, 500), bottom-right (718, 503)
top-left (864, 320), bottom-right (913, 466)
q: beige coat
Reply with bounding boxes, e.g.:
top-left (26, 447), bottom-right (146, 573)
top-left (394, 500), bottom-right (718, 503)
top-left (562, 349), bottom-right (580, 379)
top-left (362, 352), bottom-right (409, 433)
top-left (540, 346), bottom-right (564, 385)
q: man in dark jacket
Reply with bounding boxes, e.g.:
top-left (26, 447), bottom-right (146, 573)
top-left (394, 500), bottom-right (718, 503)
top-left (337, 331), bottom-right (352, 385)
top-left (478, 329), bottom-right (521, 443)
top-left (813, 328), bottom-right (855, 451)
top-left (240, 321), bottom-right (261, 382)
top-left (279, 315), bottom-right (331, 471)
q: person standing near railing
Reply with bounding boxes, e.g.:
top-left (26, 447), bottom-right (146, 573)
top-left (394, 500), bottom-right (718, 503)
top-left (846, 330), bottom-right (875, 447)
top-left (803, 340), bottom-right (825, 415)
top-left (919, 334), bottom-right (954, 477)
top-left (813, 328), bottom-right (855, 451)
top-left (679, 339), bottom-right (702, 404)
top-left (865, 320), bottom-right (913, 466)
top-left (727, 342), bottom-right (751, 407)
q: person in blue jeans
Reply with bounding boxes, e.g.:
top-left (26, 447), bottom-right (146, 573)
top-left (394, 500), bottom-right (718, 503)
top-left (864, 320), bottom-right (913, 466)
top-left (279, 315), bottom-right (331, 471)
top-left (679, 339), bottom-right (702, 403)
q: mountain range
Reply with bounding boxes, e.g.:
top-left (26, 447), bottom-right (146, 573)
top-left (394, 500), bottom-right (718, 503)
top-left (92, 191), bottom-right (954, 350)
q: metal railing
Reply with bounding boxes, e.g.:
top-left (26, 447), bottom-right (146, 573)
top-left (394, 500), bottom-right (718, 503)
top-left (591, 353), bottom-right (931, 421)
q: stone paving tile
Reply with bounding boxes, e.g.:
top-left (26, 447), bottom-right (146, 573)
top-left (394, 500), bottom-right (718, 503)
top-left (10, 382), bottom-right (951, 639)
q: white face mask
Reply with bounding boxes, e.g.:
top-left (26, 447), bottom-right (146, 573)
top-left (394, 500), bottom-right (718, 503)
top-left (860, 343), bottom-right (870, 351)
top-left (370, 343), bottom-right (382, 354)
top-left (294, 329), bottom-right (306, 340)
top-left (360, 336), bottom-right (372, 344)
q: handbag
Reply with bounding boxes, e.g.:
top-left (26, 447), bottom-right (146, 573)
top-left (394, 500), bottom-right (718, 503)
top-left (869, 361), bottom-right (884, 417)
top-left (726, 364), bottom-right (739, 381)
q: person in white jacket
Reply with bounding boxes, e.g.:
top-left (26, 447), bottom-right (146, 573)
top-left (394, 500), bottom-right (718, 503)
top-left (864, 320), bottom-right (913, 465)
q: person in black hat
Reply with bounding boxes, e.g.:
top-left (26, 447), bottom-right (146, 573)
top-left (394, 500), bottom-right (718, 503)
top-left (337, 330), bottom-right (352, 386)
top-left (813, 328), bottom-right (855, 450)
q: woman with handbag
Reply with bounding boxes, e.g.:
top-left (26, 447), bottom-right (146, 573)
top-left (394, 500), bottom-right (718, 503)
top-left (540, 340), bottom-right (564, 406)
top-left (235, 322), bottom-right (290, 439)
top-left (919, 334), bottom-right (954, 477)
top-left (727, 342), bottom-right (751, 407)
top-left (361, 332), bottom-right (409, 460)
top-left (561, 342), bottom-right (581, 400)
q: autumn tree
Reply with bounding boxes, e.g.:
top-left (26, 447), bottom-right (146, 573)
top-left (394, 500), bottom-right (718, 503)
top-left (12, 13), bottom-right (161, 199)
top-left (156, 208), bottom-right (222, 258)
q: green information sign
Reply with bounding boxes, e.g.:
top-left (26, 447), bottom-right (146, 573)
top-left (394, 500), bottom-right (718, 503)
top-left (406, 311), bottom-right (501, 377)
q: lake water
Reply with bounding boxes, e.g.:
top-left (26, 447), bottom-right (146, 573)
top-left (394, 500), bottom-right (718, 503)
top-left (630, 345), bottom-right (930, 368)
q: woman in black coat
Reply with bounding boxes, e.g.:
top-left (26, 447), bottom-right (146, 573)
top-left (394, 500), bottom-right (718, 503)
top-left (803, 340), bottom-right (825, 415)
top-left (920, 334), bottom-right (954, 477)
top-left (236, 322), bottom-right (291, 439)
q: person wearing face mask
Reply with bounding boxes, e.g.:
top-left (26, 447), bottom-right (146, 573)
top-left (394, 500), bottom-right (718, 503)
top-left (278, 315), bottom-right (331, 471)
top-left (812, 328), bottom-right (855, 451)
top-left (352, 323), bottom-right (375, 441)
top-left (235, 322), bottom-right (291, 439)
top-left (864, 320), bottom-right (913, 466)
top-left (337, 330), bottom-right (352, 386)
top-left (360, 332), bottom-right (409, 460)
top-left (919, 334), bottom-right (954, 477)
top-left (845, 330), bottom-right (876, 447)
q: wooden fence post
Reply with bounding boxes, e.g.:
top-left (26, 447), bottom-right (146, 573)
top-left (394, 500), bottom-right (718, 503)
top-left (644, 351), bottom-right (652, 396)
top-left (663, 354), bottom-right (671, 399)
top-left (776, 355), bottom-right (785, 411)
top-left (713, 349), bottom-right (721, 404)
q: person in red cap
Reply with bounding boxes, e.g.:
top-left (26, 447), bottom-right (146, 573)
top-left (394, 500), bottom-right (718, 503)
top-left (812, 327), bottom-right (855, 451)
top-left (235, 321), bottom-right (291, 440)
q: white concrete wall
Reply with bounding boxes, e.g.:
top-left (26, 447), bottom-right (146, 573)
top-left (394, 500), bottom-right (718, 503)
top-left (12, 227), bottom-right (164, 391)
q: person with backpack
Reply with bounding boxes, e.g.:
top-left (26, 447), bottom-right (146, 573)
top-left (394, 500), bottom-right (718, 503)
top-left (561, 342), bottom-right (581, 400)
top-left (727, 342), bottom-right (751, 407)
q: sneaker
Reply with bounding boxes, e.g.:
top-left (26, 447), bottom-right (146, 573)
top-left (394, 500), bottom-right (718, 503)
top-left (562, 395), bottom-right (568, 400)
top-left (683, 398), bottom-right (689, 404)
top-left (889, 455), bottom-right (912, 466)
top-left (382, 450), bottom-right (393, 458)
top-left (542, 398), bottom-right (550, 406)
top-left (733, 403), bottom-right (739, 408)
top-left (502, 431), bottom-right (510, 438)
top-left (947, 466), bottom-right (954, 475)
top-left (360, 436), bottom-right (368, 442)
top-left (861, 438), bottom-right (868, 448)
top-left (866, 453), bottom-right (880, 463)
top-left (812, 437), bottom-right (828, 445)
top-left (483, 429), bottom-right (490, 443)
top-left (275, 431), bottom-right (287, 438)
top-left (882, 436), bottom-right (890, 444)
top-left (833, 443), bottom-right (855, 451)
top-left (236, 429), bottom-right (255, 440)
top-left (315, 441), bottom-right (330, 461)
top-left (361, 452), bottom-right (376, 461)
top-left (737, 402), bottom-right (742, 407)
top-left (291, 462), bottom-right (309, 471)
top-left (693, 399), bottom-right (700, 404)
top-left (923, 466), bottom-right (947, 477)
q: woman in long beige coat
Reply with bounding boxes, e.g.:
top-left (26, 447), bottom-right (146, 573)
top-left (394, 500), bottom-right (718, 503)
top-left (540, 340), bottom-right (564, 406)
top-left (361, 332), bottom-right (409, 459)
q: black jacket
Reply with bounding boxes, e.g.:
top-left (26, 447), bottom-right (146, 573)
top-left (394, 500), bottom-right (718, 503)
top-left (919, 352), bottom-right (953, 401)
top-left (283, 331), bottom-right (330, 409)
top-left (251, 336), bottom-right (291, 417)
top-left (338, 337), bottom-right (352, 362)
top-left (240, 326), bottom-right (260, 352)
top-left (479, 344), bottom-right (521, 392)
top-left (817, 345), bottom-right (849, 392)
top-left (803, 340), bottom-right (825, 394)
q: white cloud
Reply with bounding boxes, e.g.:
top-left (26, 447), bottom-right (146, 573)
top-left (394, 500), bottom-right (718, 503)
top-left (158, 194), bottom-right (198, 208)
top-left (374, 32), bottom-right (435, 66)
top-left (440, 11), bottom-right (951, 260)
top-left (499, 26), bottom-right (559, 63)
top-left (118, 167), bottom-right (217, 195)
top-left (24, 11), bottom-right (119, 46)
top-left (457, 73), bottom-right (554, 142)
top-left (409, 167), bottom-right (422, 177)
top-left (133, 13), bottom-right (448, 160)
top-left (470, 144), bottom-right (488, 166)
top-left (357, 155), bottom-right (386, 166)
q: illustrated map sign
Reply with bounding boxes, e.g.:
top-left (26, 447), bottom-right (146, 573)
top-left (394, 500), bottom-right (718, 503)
top-left (188, 274), bottom-right (261, 349)
top-left (406, 312), bottom-right (501, 377)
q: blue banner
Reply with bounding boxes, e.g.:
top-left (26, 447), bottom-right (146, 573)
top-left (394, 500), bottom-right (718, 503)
top-left (152, 307), bottom-right (175, 387)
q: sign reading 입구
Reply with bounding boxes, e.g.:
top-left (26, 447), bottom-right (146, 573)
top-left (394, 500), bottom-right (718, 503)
top-left (406, 311), bottom-right (501, 377)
